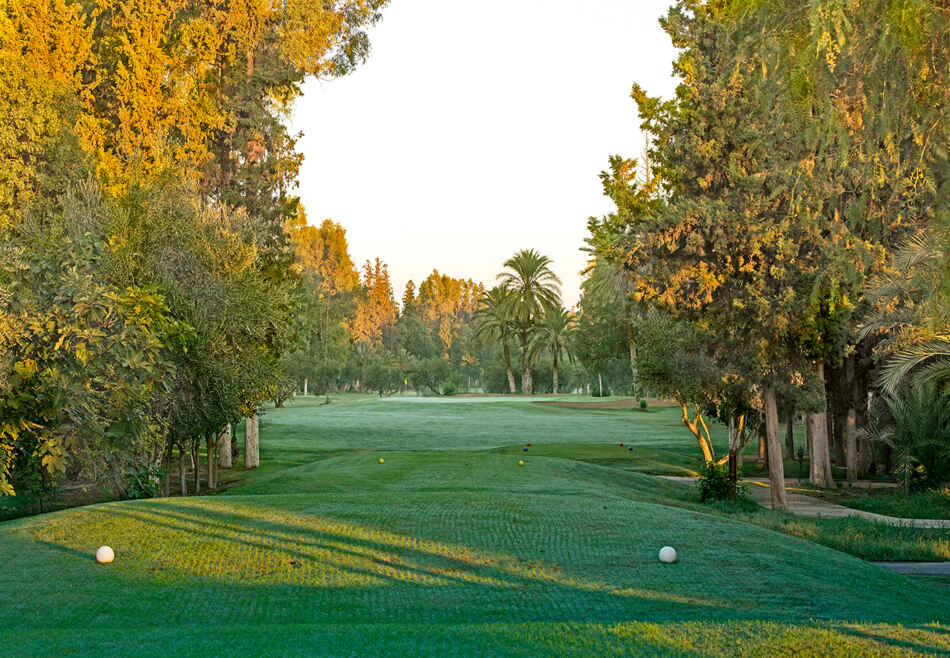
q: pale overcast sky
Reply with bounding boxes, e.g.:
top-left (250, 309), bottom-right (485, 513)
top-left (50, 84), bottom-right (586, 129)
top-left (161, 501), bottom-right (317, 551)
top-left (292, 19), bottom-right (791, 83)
top-left (290, 1), bottom-right (679, 308)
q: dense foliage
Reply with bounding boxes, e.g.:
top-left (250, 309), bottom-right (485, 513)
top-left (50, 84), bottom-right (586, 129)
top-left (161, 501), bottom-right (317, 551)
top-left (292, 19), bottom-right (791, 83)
top-left (0, 0), bottom-right (388, 496)
top-left (584, 0), bottom-right (949, 506)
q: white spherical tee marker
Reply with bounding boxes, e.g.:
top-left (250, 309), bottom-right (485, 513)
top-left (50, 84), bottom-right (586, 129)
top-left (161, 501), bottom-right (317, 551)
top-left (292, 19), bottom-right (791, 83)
top-left (658, 546), bottom-right (677, 563)
top-left (96, 546), bottom-right (115, 564)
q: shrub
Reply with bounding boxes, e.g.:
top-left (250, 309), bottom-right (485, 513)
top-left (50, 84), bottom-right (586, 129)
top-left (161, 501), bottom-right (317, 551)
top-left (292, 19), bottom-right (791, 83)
top-left (698, 461), bottom-right (748, 503)
top-left (122, 459), bottom-right (163, 500)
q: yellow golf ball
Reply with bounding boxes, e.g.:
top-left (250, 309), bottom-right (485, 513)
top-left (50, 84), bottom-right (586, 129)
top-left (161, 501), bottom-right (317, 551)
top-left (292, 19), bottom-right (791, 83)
top-left (518, 460), bottom-right (525, 466)
top-left (378, 458), bottom-right (385, 464)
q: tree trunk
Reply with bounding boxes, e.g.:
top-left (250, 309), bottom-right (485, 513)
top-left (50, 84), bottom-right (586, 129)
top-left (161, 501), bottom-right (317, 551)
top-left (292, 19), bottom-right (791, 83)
top-left (808, 365), bottom-right (836, 488)
top-left (206, 434), bottom-right (216, 490)
top-left (552, 350), bottom-right (559, 394)
top-left (245, 414), bottom-right (260, 468)
top-left (682, 404), bottom-right (715, 464)
top-left (626, 322), bottom-right (638, 398)
top-left (728, 449), bottom-right (737, 500)
top-left (518, 331), bottom-right (533, 394)
top-left (503, 342), bottom-right (516, 393)
top-left (734, 416), bottom-right (753, 471)
top-left (805, 409), bottom-right (813, 457)
top-left (231, 427), bottom-right (239, 462)
top-left (764, 386), bottom-right (788, 510)
top-left (303, 377), bottom-right (308, 396)
top-left (785, 414), bottom-right (796, 460)
top-left (825, 366), bottom-right (844, 466)
top-left (192, 442), bottom-right (200, 494)
top-left (598, 373), bottom-right (603, 397)
top-left (846, 408), bottom-right (857, 485)
top-left (218, 424), bottom-right (232, 468)
top-left (844, 356), bottom-right (857, 484)
top-left (758, 431), bottom-right (767, 467)
top-left (833, 410), bottom-right (846, 466)
top-left (728, 415), bottom-right (744, 474)
top-left (854, 352), bottom-right (873, 478)
top-left (161, 446), bottom-right (171, 497)
top-left (179, 444), bottom-right (188, 496)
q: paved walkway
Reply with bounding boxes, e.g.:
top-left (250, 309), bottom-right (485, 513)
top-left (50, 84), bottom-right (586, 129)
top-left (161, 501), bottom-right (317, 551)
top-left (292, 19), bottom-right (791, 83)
top-left (872, 562), bottom-right (950, 576)
top-left (660, 476), bottom-right (950, 529)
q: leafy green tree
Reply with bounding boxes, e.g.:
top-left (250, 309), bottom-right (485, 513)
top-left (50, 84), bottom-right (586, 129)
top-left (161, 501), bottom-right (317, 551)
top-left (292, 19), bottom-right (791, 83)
top-left (0, 0), bottom-right (393, 503)
top-left (109, 177), bottom-right (291, 493)
top-left (581, 259), bottom-right (642, 396)
top-left (634, 311), bottom-right (724, 464)
top-left (573, 304), bottom-right (626, 398)
top-left (0, 183), bottom-right (178, 497)
top-left (408, 357), bottom-right (450, 396)
top-left (416, 270), bottom-right (482, 357)
top-left (352, 258), bottom-right (398, 347)
top-left (364, 350), bottom-right (403, 396)
top-left (284, 215), bottom-right (359, 399)
top-left (0, 0), bottom-right (92, 231)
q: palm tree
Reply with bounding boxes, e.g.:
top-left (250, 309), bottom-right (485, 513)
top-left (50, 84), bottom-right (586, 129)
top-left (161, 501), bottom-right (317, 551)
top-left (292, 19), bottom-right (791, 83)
top-left (862, 230), bottom-right (950, 394)
top-left (861, 382), bottom-right (950, 493)
top-left (534, 306), bottom-right (575, 394)
top-left (474, 286), bottom-right (517, 393)
top-left (498, 249), bottom-right (562, 394)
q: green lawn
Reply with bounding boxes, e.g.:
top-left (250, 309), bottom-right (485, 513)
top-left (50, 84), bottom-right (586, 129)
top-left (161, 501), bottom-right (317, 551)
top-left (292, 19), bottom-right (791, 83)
top-left (1, 396), bottom-right (948, 656)
top-left (831, 488), bottom-right (950, 521)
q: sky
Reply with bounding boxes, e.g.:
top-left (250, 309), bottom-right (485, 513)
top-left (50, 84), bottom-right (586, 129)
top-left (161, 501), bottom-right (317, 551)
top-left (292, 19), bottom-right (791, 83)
top-left (289, 0), bottom-right (679, 308)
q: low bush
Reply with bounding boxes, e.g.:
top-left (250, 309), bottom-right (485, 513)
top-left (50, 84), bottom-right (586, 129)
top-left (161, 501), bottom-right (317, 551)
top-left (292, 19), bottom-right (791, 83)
top-left (698, 461), bottom-right (749, 503)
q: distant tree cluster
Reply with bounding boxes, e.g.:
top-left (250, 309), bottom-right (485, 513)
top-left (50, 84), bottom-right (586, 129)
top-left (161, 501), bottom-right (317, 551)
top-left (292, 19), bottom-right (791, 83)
top-left (584, 0), bottom-right (949, 506)
top-left (292, 245), bottom-right (595, 401)
top-left (474, 249), bottom-right (586, 396)
top-left (283, 242), bottom-right (491, 399)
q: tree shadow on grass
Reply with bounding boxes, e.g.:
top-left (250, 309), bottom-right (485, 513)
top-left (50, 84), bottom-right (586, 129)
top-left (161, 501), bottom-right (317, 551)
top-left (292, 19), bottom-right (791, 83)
top-left (102, 502), bottom-right (731, 614)
top-left (15, 499), bottom-right (745, 628)
top-left (834, 623), bottom-right (950, 656)
top-left (5, 508), bottom-right (950, 656)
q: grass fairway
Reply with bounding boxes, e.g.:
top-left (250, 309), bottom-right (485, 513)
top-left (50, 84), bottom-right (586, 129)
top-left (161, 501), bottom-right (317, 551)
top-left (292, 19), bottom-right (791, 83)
top-left (2, 396), bottom-right (948, 656)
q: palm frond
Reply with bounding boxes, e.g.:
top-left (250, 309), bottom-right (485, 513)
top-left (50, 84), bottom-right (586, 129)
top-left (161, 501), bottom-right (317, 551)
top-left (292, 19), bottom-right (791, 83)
top-left (879, 338), bottom-right (950, 395)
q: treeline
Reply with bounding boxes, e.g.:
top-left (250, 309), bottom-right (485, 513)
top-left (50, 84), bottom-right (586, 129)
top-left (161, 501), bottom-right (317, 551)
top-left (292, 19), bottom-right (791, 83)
top-left (281, 216), bottom-right (488, 399)
top-left (0, 1), bottom-right (388, 500)
top-left (584, 0), bottom-right (949, 505)
top-left (283, 237), bottom-right (598, 399)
